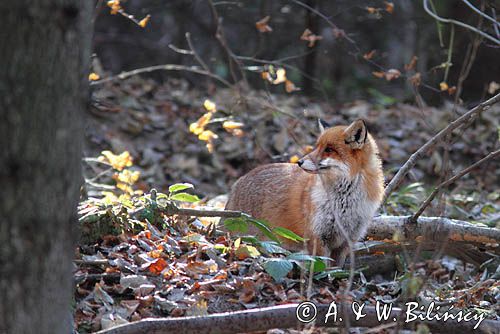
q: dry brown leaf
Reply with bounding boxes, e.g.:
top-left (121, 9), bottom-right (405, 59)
top-left (384, 2), bottom-right (394, 14)
top-left (332, 28), bottom-right (346, 39)
top-left (363, 50), bottom-right (376, 60)
top-left (405, 55), bottom-right (418, 71)
top-left (256, 16), bottom-right (272, 33)
top-left (300, 28), bottom-right (323, 47)
top-left (385, 69), bottom-right (401, 81)
top-left (409, 72), bottom-right (421, 86)
top-left (148, 258), bottom-right (167, 274)
top-left (285, 80), bottom-right (300, 93)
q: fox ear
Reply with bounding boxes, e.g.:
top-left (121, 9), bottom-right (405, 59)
top-left (318, 119), bottom-right (330, 133)
top-left (344, 119), bottom-right (368, 149)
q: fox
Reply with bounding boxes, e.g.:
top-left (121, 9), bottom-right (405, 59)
top-left (225, 119), bottom-right (384, 266)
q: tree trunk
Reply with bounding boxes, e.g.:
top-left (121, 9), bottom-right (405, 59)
top-left (0, 2), bottom-right (92, 333)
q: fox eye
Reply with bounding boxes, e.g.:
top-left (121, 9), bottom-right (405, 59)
top-left (324, 146), bottom-right (336, 153)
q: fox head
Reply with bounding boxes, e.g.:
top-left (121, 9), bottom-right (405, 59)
top-left (298, 119), bottom-right (378, 178)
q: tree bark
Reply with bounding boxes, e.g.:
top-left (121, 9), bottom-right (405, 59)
top-left (0, 2), bottom-right (92, 333)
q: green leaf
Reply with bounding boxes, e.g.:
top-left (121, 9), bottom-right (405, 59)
top-left (314, 269), bottom-right (350, 280)
top-left (311, 258), bottom-right (326, 272)
top-left (168, 183), bottom-right (194, 194)
top-left (272, 227), bottom-right (304, 242)
top-left (249, 218), bottom-right (279, 242)
top-left (287, 253), bottom-right (328, 272)
top-left (224, 217), bottom-right (248, 233)
top-left (286, 253), bottom-right (316, 262)
top-left (170, 192), bottom-right (199, 203)
top-left (258, 241), bottom-right (289, 255)
top-left (263, 258), bottom-right (294, 281)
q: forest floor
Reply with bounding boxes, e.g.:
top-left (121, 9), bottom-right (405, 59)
top-left (74, 77), bottom-right (500, 333)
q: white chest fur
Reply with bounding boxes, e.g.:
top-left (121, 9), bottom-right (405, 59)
top-left (310, 174), bottom-right (379, 251)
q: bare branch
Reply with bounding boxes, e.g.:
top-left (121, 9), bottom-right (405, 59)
top-left (411, 149), bottom-right (500, 221)
top-left (423, 0), bottom-right (500, 45)
top-left (460, 0), bottom-right (500, 28)
top-left (90, 64), bottom-right (232, 87)
top-left (382, 92), bottom-right (500, 203)
top-left (96, 303), bottom-right (500, 334)
top-left (369, 215), bottom-right (500, 247)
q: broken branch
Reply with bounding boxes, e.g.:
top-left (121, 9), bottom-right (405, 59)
top-left (96, 303), bottom-right (499, 334)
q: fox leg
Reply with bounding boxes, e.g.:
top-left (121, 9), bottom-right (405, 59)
top-left (329, 243), bottom-right (349, 268)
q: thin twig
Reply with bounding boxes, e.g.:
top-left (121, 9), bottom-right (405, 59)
top-left (460, 0), bottom-right (500, 27)
top-left (382, 92), bottom-right (500, 204)
top-left (423, 0), bottom-right (500, 45)
top-left (90, 64), bottom-right (232, 87)
top-left (185, 32), bottom-right (210, 72)
top-left (411, 149), bottom-right (500, 221)
top-left (207, 0), bottom-right (247, 85)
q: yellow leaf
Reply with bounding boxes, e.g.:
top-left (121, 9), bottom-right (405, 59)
top-left (439, 82), bottom-right (449, 91)
top-left (273, 68), bottom-right (287, 85)
top-left (107, 0), bottom-right (121, 14)
top-left (116, 182), bottom-right (134, 194)
top-left (100, 151), bottom-right (133, 171)
top-left (138, 14), bottom-right (151, 28)
top-left (189, 112), bottom-right (213, 135)
top-left (289, 155), bottom-right (300, 163)
top-left (88, 72), bottom-right (100, 81)
top-left (203, 99), bottom-right (217, 112)
top-left (114, 169), bottom-right (140, 185)
top-left (198, 130), bottom-right (218, 142)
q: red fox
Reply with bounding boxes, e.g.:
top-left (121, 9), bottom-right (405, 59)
top-left (225, 119), bottom-right (384, 265)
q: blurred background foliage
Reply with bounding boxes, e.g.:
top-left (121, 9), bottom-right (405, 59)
top-left (94, 0), bottom-right (499, 104)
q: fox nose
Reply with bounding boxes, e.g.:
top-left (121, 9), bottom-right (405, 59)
top-left (297, 159), bottom-right (304, 167)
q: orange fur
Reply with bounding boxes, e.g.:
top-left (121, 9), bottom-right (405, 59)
top-left (225, 120), bottom-right (384, 260)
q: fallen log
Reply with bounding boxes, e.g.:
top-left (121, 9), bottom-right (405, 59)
top-left (369, 215), bottom-right (500, 248)
top-left (96, 303), bottom-right (500, 334)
